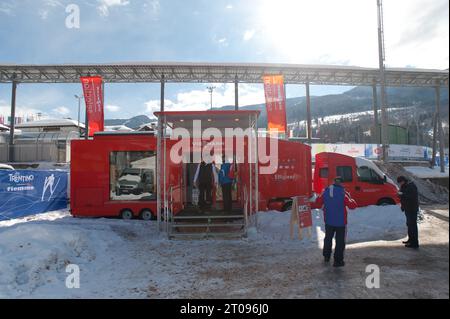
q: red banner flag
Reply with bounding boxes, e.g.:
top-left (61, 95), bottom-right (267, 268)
top-left (263, 75), bottom-right (287, 135)
top-left (80, 76), bottom-right (104, 137)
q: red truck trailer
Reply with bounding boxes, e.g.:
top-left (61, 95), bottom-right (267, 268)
top-left (313, 152), bottom-right (400, 207)
top-left (70, 111), bottom-right (312, 219)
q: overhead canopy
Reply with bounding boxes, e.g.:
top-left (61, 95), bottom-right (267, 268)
top-left (0, 62), bottom-right (448, 87)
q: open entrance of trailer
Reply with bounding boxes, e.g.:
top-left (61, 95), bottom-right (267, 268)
top-left (154, 110), bottom-right (260, 239)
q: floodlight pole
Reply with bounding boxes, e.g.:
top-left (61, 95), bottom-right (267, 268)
top-left (377, 0), bottom-right (389, 163)
top-left (8, 79), bottom-right (18, 162)
top-left (207, 86), bottom-right (216, 110)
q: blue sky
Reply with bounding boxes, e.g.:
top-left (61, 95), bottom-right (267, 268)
top-left (0, 0), bottom-right (448, 121)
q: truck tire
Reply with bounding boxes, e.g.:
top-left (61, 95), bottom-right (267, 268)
top-left (377, 198), bottom-right (395, 206)
top-left (120, 209), bottom-right (134, 220)
top-left (140, 209), bottom-right (155, 221)
top-left (282, 201), bottom-right (293, 212)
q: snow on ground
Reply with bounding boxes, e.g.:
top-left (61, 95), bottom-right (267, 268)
top-left (0, 205), bottom-right (447, 299)
top-left (404, 166), bottom-right (449, 179)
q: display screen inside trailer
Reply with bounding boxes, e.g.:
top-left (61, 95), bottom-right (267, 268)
top-left (0, 170), bottom-right (68, 221)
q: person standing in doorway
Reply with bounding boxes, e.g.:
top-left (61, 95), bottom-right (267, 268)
top-left (219, 156), bottom-right (234, 213)
top-left (194, 159), bottom-right (218, 210)
top-left (397, 176), bottom-right (420, 249)
top-left (315, 177), bottom-right (357, 267)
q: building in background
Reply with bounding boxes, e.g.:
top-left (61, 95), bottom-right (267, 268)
top-left (15, 118), bottom-right (85, 133)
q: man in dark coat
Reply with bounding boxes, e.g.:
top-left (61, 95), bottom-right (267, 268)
top-left (315, 177), bottom-right (357, 267)
top-left (397, 176), bottom-right (420, 249)
top-left (194, 160), bottom-right (218, 209)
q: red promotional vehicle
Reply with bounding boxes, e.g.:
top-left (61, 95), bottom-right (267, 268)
top-left (70, 111), bottom-right (312, 220)
top-left (313, 152), bottom-right (400, 207)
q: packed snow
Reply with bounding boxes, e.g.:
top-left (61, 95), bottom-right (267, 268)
top-left (404, 166), bottom-right (449, 179)
top-left (0, 205), bottom-right (413, 298)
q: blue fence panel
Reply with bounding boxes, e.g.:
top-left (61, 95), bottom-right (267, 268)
top-left (0, 170), bottom-right (68, 221)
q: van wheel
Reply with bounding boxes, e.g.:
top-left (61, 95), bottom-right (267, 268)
top-left (282, 201), bottom-right (293, 212)
top-left (140, 209), bottom-right (154, 221)
top-left (377, 198), bottom-right (395, 206)
top-left (120, 209), bottom-right (134, 220)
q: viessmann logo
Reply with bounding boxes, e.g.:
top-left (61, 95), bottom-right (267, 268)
top-left (9, 172), bottom-right (35, 183)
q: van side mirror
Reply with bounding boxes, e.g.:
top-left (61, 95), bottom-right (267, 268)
top-left (383, 175), bottom-right (387, 183)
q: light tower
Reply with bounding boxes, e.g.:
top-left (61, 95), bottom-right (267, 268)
top-left (207, 86), bottom-right (216, 110)
top-left (377, 0), bottom-right (389, 163)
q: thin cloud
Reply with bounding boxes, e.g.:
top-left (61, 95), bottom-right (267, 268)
top-left (52, 106), bottom-right (71, 116)
top-left (145, 84), bottom-right (265, 117)
top-left (0, 2), bottom-right (15, 16)
top-left (243, 29), bottom-right (255, 41)
top-left (98, 0), bottom-right (131, 17)
top-left (106, 105), bottom-right (121, 112)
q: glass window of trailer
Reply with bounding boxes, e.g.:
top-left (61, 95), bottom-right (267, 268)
top-left (110, 151), bottom-right (156, 201)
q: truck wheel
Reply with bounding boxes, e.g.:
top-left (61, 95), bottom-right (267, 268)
top-left (140, 209), bottom-right (154, 221)
top-left (377, 198), bottom-right (395, 206)
top-left (120, 209), bottom-right (134, 220)
top-left (282, 201), bottom-right (293, 212)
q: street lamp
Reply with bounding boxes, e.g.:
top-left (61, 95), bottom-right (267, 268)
top-left (74, 95), bottom-right (84, 137)
top-left (207, 86), bottom-right (216, 110)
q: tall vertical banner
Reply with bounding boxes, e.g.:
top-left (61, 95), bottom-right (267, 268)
top-left (263, 75), bottom-right (287, 135)
top-left (80, 76), bottom-right (104, 137)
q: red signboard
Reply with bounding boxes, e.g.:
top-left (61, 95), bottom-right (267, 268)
top-left (296, 196), bottom-right (312, 228)
top-left (263, 75), bottom-right (287, 135)
top-left (80, 76), bottom-right (104, 137)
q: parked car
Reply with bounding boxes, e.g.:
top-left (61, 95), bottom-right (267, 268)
top-left (0, 164), bottom-right (14, 170)
top-left (115, 168), bottom-right (154, 196)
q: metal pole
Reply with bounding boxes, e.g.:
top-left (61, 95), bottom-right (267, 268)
top-left (77, 97), bottom-right (81, 136)
top-left (84, 94), bottom-right (89, 140)
top-left (9, 80), bottom-right (17, 162)
top-left (372, 79), bottom-right (380, 144)
top-left (157, 75), bottom-right (165, 232)
top-left (431, 112), bottom-right (438, 168)
top-left (207, 86), bottom-right (215, 110)
top-left (254, 113), bottom-right (259, 227)
top-left (305, 81), bottom-right (312, 143)
top-left (377, 0), bottom-right (389, 163)
top-left (435, 82), bottom-right (446, 173)
top-left (235, 78), bottom-right (239, 111)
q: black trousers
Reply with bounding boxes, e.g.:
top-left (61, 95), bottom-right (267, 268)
top-left (198, 183), bottom-right (212, 208)
top-left (323, 225), bottom-right (346, 263)
top-left (221, 183), bottom-right (233, 212)
top-left (405, 210), bottom-right (419, 246)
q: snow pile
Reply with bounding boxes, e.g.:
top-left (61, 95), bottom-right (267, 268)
top-left (255, 205), bottom-right (406, 245)
top-left (0, 212), bottom-right (159, 298)
top-left (0, 205), bottom-right (408, 298)
top-left (378, 162), bottom-right (448, 204)
top-left (404, 166), bottom-right (449, 179)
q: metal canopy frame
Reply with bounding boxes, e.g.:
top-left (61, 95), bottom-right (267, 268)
top-left (0, 62), bottom-right (448, 87)
top-left (2, 62), bottom-right (448, 170)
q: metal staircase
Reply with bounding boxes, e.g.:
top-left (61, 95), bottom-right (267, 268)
top-left (168, 209), bottom-right (247, 240)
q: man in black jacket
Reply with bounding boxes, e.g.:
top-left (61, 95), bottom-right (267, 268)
top-left (194, 160), bottom-right (218, 209)
top-left (397, 176), bottom-right (420, 249)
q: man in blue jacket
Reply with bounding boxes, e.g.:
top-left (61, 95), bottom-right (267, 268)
top-left (315, 177), bottom-right (357, 267)
top-left (219, 156), bottom-right (234, 213)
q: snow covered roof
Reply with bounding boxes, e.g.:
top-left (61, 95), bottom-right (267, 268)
top-left (0, 123), bottom-right (9, 131)
top-left (105, 125), bottom-right (134, 132)
top-left (15, 118), bottom-right (85, 129)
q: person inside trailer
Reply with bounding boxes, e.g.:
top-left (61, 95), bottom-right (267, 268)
top-left (219, 155), bottom-right (235, 213)
top-left (193, 158), bottom-right (218, 211)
